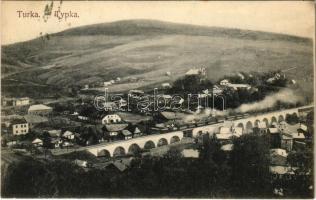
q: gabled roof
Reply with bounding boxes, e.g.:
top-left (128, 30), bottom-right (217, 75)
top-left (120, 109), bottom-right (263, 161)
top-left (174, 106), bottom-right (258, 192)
top-left (112, 161), bottom-right (128, 172)
top-left (216, 133), bottom-right (233, 140)
top-left (63, 131), bottom-right (74, 137)
top-left (291, 132), bottom-right (305, 139)
top-left (32, 138), bottom-right (43, 144)
top-left (11, 118), bottom-right (27, 125)
top-left (221, 144), bottom-right (234, 151)
top-left (270, 166), bottom-right (297, 175)
top-left (220, 79), bottom-right (230, 83)
top-left (182, 149), bottom-right (199, 158)
top-left (122, 129), bottom-right (132, 136)
top-left (185, 69), bottom-right (200, 75)
top-left (281, 133), bottom-right (293, 140)
top-left (24, 114), bottom-right (48, 124)
top-left (233, 127), bottom-right (243, 137)
top-left (299, 123), bottom-right (308, 132)
top-left (28, 104), bottom-right (52, 111)
top-left (105, 123), bottom-right (128, 132)
top-left (134, 127), bottom-right (141, 134)
top-left (270, 148), bottom-right (288, 157)
top-left (48, 129), bottom-right (62, 137)
top-left (160, 111), bottom-right (182, 120)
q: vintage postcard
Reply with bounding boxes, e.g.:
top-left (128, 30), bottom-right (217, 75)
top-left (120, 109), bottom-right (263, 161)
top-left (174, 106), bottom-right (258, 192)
top-left (1, 1), bottom-right (314, 198)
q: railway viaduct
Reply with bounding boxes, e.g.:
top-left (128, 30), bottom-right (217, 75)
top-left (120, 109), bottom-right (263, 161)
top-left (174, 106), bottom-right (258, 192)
top-left (84, 131), bottom-right (183, 157)
top-left (84, 105), bottom-right (313, 157)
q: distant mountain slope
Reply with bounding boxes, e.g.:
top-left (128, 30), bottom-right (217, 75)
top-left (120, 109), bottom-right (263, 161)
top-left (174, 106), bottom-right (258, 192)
top-left (1, 19), bottom-right (313, 94)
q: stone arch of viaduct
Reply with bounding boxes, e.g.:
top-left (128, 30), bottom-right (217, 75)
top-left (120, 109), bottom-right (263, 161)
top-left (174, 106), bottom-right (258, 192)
top-left (86, 131), bottom-right (183, 157)
top-left (232, 108), bottom-right (299, 134)
top-left (191, 107), bottom-right (301, 137)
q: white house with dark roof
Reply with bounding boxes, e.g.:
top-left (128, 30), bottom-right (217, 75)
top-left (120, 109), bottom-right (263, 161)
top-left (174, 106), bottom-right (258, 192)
top-left (63, 131), bottom-right (75, 140)
top-left (11, 118), bottom-right (29, 135)
top-left (105, 123), bottom-right (129, 139)
top-left (101, 114), bottom-right (122, 124)
top-left (121, 130), bottom-right (132, 140)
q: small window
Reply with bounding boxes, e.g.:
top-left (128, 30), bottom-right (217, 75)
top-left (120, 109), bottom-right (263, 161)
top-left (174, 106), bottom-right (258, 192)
top-left (16, 131), bottom-right (18, 134)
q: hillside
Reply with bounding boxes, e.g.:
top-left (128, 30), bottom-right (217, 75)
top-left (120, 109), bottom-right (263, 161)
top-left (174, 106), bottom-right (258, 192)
top-left (1, 19), bottom-right (313, 96)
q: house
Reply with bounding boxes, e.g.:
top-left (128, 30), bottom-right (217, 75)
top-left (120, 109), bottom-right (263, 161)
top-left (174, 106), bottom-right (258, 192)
top-left (104, 102), bottom-right (118, 111)
top-left (32, 138), bottom-right (43, 147)
top-left (105, 160), bottom-right (130, 172)
top-left (104, 124), bottom-right (129, 140)
top-left (24, 114), bottom-right (48, 129)
top-left (63, 131), bottom-right (75, 140)
top-left (78, 115), bottom-right (89, 121)
top-left (74, 159), bottom-right (89, 168)
top-left (182, 149), bottom-right (199, 158)
top-left (270, 166), bottom-right (297, 177)
top-left (221, 143), bottom-right (234, 152)
top-left (120, 130), bottom-right (133, 140)
top-left (2, 97), bottom-right (30, 107)
top-left (280, 133), bottom-right (293, 152)
top-left (281, 123), bottom-right (306, 149)
top-left (155, 111), bottom-right (182, 123)
top-left (254, 121), bottom-right (268, 134)
top-left (48, 129), bottom-right (62, 138)
top-left (62, 141), bottom-right (74, 147)
top-left (28, 104), bottom-right (53, 116)
top-left (212, 85), bottom-right (224, 94)
top-left (161, 83), bottom-right (171, 89)
top-left (216, 127), bottom-right (233, 141)
top-left (101, 114), bottom-right (122, 124)
top-left (227, 84), bottom-right (251, 90)
top-left (185, 68), bottom-right (206, 77)
top-left (270, 148), bottom-right (288, 166)
top-left (11, 118), bottom-right (29, 135)
top-left (104, 81), bottom-right (112, 86)
top-left (132, 126), bottom-right (142, 137)
top-left (232, 127), bottom-right (243, 137)
top-left (51, 138), bottom-right (63, 148)
top-left (13, 97), bottom-right (30, 106)
top-left (291, 132), bottom-right (305, 141)
top-left (129, 90), bottom-right (144, 98)
top-left (299, 123), bottom-right (308, 132)
top-left (220, 79), bottom-right (230, 86)
top-left (116, 112), bottom-right (153, 124)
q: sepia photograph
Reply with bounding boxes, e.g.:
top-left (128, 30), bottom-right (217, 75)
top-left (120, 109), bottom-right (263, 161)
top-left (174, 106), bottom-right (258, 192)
top-left (1, 1), bottom-right (315, 198)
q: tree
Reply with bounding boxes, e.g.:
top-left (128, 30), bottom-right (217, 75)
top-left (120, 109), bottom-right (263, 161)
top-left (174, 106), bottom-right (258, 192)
top-left (229, 134), bottom-right (272, 197)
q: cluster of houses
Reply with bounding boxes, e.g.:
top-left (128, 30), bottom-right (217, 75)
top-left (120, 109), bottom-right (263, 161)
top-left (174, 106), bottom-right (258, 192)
top-left (2, 100), bottom-right (149, 149)
top-left (203, 117), bottom-right (311, 185)
top-left (2, 104), bottom-right (53, 136)
top-left (2, 97), bottom-right (30, 107)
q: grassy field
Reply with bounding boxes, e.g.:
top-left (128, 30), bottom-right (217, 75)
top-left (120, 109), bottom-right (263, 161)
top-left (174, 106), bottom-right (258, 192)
top-left (2, 20), bottom-right (313, 97)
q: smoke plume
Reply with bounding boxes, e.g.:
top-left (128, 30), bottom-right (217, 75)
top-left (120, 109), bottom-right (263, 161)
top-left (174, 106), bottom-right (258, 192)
top-left (235, 88), bottom-right (303, 113)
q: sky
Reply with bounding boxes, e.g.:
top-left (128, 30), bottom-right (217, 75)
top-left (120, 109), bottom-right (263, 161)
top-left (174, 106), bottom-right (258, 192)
top-left (1, 1), bottom-right (314, 45)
